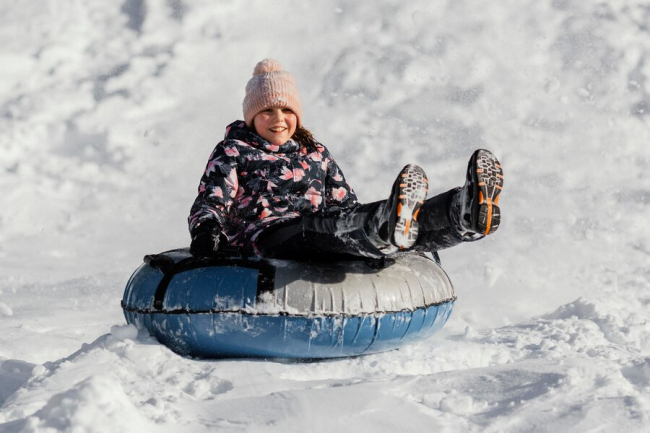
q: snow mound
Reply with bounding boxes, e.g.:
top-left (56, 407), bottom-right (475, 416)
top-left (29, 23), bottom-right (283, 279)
top-left (110, 324), bottom-right (139, 341)
top-left (5, 375), bottom-right (156, 433)
top-left (2, 293), bottom-right (648, 431)
top-left (0, 274), bottom-right (126, 364)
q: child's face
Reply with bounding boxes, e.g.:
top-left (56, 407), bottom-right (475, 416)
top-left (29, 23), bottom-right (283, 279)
top-left (253, 107), bottom-right (297, 146)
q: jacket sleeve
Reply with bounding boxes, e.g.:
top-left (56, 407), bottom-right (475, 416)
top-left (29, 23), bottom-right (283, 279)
top-left (188, 141), bottom-right (240, 236)
top-left (321, 146), bottom-right (358, 213)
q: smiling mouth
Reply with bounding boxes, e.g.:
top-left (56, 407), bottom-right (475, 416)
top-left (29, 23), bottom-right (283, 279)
top-left (269, 127), bottom-right (287, 133)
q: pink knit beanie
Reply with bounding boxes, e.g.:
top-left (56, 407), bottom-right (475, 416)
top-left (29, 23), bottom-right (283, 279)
top-left (243, 59), bottom-right (302, 127)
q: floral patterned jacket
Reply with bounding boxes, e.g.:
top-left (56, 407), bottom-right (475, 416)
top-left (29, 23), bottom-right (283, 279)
top-left (188, 120), bottom-right (358, 254)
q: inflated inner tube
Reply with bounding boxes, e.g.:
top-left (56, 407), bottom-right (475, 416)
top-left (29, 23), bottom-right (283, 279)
top-left (121, 248), bottom-right (456, 359)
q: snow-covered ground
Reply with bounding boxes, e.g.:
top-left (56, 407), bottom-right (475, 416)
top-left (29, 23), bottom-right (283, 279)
top-left (1, 1), bottom-right (649, 431)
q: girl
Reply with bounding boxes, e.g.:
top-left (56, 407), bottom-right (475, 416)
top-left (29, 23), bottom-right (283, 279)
top-left (189, 59), bottom-right (503, 260)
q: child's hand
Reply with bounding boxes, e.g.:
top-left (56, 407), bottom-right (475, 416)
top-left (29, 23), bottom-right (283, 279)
top-left (190, 222), bottom-right (221, 257)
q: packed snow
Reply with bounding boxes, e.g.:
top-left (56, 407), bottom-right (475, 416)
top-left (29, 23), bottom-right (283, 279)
top-left (1, 0), bottom-right (649, 431)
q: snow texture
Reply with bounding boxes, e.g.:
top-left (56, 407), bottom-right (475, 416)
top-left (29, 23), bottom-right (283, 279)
top-left (1, 0), bottom-right (649, 431)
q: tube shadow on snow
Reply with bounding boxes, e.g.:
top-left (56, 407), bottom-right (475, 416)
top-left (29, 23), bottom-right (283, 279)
top-left (0, 359), bottom-right (36, 407)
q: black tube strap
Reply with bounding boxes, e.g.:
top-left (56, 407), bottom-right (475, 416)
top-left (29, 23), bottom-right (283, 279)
top-left (145, 252), bottom-right (265, 311)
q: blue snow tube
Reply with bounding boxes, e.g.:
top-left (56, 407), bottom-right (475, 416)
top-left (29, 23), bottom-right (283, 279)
top-left (121, 248), bottom-right (456, 359)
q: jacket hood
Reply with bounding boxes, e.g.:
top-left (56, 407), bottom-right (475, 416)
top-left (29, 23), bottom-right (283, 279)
top-left (224, 120), bottom-right (300, 154)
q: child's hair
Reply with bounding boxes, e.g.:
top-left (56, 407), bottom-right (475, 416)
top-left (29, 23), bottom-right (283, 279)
top-left (292, 125), bottom-right (319, 152)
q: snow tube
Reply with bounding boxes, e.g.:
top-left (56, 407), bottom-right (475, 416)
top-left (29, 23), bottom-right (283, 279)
top-left (121, 248), bottom-right (456, 359)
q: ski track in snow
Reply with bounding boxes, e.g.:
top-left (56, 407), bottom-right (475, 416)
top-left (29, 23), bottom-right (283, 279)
top-left (1, 1), bottom-right (650, 431)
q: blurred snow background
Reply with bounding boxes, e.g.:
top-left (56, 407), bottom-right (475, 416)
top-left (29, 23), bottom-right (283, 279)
top-left (1, 0), bottom-right (649, 431)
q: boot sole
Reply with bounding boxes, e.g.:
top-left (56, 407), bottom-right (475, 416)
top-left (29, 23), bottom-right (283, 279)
top-left (393, 165), bottom-right (428, 249)
top-left (472, 150), bottom-right (504, 235)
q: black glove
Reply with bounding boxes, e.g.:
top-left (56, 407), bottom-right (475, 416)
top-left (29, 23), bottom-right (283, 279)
top-left (190, 222), bottom-right (221, 257)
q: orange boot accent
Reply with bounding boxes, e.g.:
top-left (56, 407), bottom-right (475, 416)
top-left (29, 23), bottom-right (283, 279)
top-left (484, 198), bottom-right (493, 234)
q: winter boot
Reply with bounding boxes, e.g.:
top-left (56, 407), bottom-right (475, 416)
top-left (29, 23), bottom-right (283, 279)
top-left (452, 149), bottom-right (504, 235)
top-left (373, 164), bottom-right (429, 250)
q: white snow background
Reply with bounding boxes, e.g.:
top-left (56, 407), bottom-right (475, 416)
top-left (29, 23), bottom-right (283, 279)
top-left (1, 0), bottom-right (649, 431)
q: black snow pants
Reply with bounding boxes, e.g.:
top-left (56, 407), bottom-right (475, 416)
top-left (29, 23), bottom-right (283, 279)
top-left (254, 188), bottom-right (465, 261)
